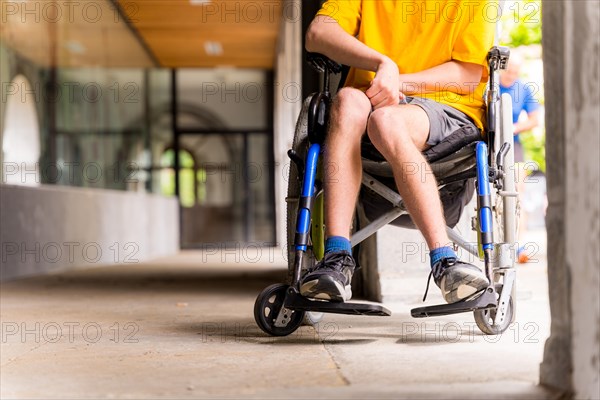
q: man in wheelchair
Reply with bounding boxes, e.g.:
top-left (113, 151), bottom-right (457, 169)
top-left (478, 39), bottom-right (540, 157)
top-left (299, 1), bottom-right (496, 304)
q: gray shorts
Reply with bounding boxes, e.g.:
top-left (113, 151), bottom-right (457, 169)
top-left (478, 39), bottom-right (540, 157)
top-left (406, 96), bottom-right (479, 146)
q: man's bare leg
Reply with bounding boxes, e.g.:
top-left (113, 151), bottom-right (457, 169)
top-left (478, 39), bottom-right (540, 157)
top-left (323, 88), bottom-right (372, 238)
top-left (367, 104), bottom-right (488, 303)
top-left (299, 88), bottom-right (371, 301)
top-left (366, 105), bottom-right (448, 249)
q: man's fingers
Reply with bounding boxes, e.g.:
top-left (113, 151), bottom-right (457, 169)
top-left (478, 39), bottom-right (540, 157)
top-left (372, 96), bottom-right (397, 110)
top-left (367, 77), bottom-right (402, 108)
top-left (372, 99), bottom-right (389, 110)
top-left (372, 101), bottom-right (387, 110)
top-left (371, 89), bottom-right (396, 107)
top-left (398, 92), bottom-right (408, 104)
top-left (365, 81), bottom-right (381, 98)
top-left (369, 90), bottom-right (387, 107)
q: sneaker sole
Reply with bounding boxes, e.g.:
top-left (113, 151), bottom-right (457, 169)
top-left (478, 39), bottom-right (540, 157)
top-left (441, 266), bottom-right (489, 303)
top-left (300, 275), bottom-right (352, 302)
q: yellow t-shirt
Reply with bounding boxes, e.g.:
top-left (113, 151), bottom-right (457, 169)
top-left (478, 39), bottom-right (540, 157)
top-left (316, 0), bottom-right (496, 129)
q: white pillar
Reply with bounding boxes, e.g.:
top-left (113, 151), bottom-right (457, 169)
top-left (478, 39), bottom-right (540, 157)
top-left (273, 0), bottom-right (302, 253)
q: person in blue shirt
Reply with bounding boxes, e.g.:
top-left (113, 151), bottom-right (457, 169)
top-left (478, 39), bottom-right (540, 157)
top-left (499, 53), bottom-right (541, 262)
top-left (500, 53), bottom-right (541, 162)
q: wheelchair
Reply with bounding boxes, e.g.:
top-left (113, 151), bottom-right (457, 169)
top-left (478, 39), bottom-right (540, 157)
top-left (254, 46), bottom-right (518, 336)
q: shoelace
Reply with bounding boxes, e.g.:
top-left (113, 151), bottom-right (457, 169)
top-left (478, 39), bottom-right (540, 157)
top-left (307, 251), bottom-right (353, 276)
top-left (318, 251), bottom-right (354, 272)
top-left (422, 258), bottom-right (456, 302)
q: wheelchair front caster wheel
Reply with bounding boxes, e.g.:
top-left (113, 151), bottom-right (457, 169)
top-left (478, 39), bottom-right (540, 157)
top-left (473, 296), bottom-right (514, 335)
top-left (254, 284), bottom-right (305, 336)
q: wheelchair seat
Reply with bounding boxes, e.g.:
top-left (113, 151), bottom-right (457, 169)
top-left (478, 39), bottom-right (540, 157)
top-left (361, 123), bottom-right (483, 169)
top-left (359, 124), bottom-right (483, 229)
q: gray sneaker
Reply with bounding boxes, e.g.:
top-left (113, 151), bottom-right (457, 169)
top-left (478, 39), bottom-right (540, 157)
top-left (424, 258), bottom-right (489, 303)
top-left (299, 251), bottom-right (355, 302)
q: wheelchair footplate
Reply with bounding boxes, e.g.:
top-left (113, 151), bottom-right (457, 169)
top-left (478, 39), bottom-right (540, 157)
top-left (254, 283), bottom-right (391, 336)
top-left (284, 287), bottom-right (392, 317)
top-left (410, 287), bottom-right (497, 318)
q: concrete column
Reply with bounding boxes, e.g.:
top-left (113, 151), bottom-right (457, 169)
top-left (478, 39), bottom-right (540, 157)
top-left (540, 1), bottom-right (600, 398)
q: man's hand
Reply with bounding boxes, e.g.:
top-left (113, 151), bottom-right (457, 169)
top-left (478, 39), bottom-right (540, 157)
top-left (366, 57), bottom-right (405, 110)
top-left (513, 110), bottom-right (540, 135)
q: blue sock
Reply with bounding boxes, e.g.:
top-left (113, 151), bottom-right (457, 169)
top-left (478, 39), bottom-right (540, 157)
top-left (429, 246), bottom-right (457, 267)
top-left (325, 236), bottom-right (352, 254)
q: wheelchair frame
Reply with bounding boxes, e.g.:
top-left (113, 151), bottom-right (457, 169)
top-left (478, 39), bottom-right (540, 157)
top-left (254, 46), bottom-right (517, 336)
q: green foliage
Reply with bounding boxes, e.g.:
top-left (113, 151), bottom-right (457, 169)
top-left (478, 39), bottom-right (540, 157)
top-left (500, 0), bottom-right (542, 47)
top-left (499, 1), bottom-right (545, 173)
top-left (160, 149), bottom-right (195, 168)
top-left (507, 20), bottom-right (542, 48)
top-left (520, 130), bottom-right (546, 174)
top-left (159, 149), bottom-right (198, 208)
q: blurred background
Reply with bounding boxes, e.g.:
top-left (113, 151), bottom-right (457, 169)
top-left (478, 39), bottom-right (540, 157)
top-left (0, 0), bottom-right (547, 259)
top-left (1, 0), bottom-right (280, 251)
top-left (1, 1), bottom-right (598, 399)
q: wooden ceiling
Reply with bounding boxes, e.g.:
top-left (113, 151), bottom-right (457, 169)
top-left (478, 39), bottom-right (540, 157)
top-left (119, 0), bottom-right (283, 68)
top-left (0, 0), bottom-right (283, 69)
top-left (0, 0), bottom-right (154, 68)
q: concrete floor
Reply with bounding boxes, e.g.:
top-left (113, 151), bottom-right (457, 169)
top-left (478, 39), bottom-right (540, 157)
top-left (1, 232), bottom-right (557, 399)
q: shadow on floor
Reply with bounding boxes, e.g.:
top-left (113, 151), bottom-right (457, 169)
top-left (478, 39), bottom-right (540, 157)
top-left (1, 265), bottom-right (289, 296)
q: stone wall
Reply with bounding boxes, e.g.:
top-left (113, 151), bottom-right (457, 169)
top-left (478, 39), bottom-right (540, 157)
top-left (0, 184), bottom-right (179, 281)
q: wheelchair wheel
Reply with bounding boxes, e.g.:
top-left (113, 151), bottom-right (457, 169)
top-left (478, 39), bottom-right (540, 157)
top-left (493, 193), bottom-right (520, 257)
top-left (473, 93), bottom-right (518, 336)
top-left (473, 282), bottom-right (515, 335)
top-left (254, 284), bottom-right (305, 336)
top-left (494, 93), bottom-right (519, 245)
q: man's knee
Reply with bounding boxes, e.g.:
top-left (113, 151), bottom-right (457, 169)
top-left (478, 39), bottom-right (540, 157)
top-left (367, 106), bottom-right (429, 151)
top-left (331, 87), bottom-right (371, 125)
top-left (367, 107), bottom-right (408, 146)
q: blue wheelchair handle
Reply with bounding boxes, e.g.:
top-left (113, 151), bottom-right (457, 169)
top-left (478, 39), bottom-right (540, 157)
top-left (295, 143), bottom-right (321, 251)
top-left (476, 142), bottom-right (494, 250)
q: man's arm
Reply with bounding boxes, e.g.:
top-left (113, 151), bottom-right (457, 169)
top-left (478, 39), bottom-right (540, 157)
top-left (306, 15), bottom-right (386, 73)
top-left (306, 15), bottom-right (401, 109)
top-left (306, 15), bottom-right (483, 109)
top-left (514, 110), bottom-right (540, 135)
top-left (399, 61), bottom-right (484, 96)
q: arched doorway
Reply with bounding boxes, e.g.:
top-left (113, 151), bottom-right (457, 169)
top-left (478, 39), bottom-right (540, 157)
top-left (160, 148), bottom-right (198, 208)
top-left (2, 74), bottom-right (41, 186)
